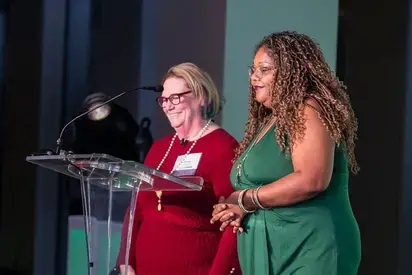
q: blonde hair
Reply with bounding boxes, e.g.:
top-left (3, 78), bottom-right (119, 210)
top-left (162, 62), bottom-right (223, 119)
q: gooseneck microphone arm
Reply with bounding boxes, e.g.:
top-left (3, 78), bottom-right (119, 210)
top-left (55, 85), bottom-right (163, 155)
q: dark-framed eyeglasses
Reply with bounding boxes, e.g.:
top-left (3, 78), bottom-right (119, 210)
top-left (248, 65), bottom-right (275, 78)
top-left (156, 91), bottom-right (192, 107)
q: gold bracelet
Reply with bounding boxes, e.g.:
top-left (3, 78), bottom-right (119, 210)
top-left (253, 186), bottom-right (270, 210)
top-left (238, 189), bottom-right (256, 213)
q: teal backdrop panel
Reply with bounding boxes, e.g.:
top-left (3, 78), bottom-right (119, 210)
top-left (221, 0), bottom-right (339, 140)
top-left (67, 217), bottom-right (122, 275)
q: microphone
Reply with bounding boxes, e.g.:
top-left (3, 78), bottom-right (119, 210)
top-left (180, 138), bottom-right (188, 146)
top-left (52, 85), bottom-right (163, 155)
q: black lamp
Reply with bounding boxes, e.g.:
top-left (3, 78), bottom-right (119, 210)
top-left (67, 92), bottom-right (153, 163)
top-left (68, 92), bottom-right (154, 217)
top-left (84, 92), bottom-right (112, 121)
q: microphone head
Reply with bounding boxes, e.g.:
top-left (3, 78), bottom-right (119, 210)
top-left (154, 85), bottom-right (164, 93)
top-left (141, 85), bottom-right (164, 93)
top-left (180, 138), bottom-right (188, 146)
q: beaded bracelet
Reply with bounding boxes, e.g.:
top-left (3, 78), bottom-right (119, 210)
top-left (238, 188), bottom-right (256, 213)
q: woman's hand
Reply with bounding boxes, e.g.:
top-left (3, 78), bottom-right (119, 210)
top-left (119, 265), bottom-right (136, 275)
top-left (211, 191), bottom-right (246, 233)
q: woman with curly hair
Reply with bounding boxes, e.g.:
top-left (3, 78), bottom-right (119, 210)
top-left (211, 31), bottom-right (361, 275)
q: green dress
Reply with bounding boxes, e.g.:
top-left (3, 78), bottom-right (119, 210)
top-left (231, 125), bottom-right (361, 275)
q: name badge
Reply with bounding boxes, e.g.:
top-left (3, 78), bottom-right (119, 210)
top-left (172, 153), bottom-right (202, 176)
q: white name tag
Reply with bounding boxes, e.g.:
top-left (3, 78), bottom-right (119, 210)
top-left (172, 153), bottom-right (202, 176)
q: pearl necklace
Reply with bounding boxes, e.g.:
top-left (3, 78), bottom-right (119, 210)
top-left (155, 119), bottom-right (212, 211)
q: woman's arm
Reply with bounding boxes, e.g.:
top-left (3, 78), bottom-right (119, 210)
top-left (243, 100), bottom-right (335, 209)
top-left (116, 201), bottom-right (143, 270)
top-left (211, 100), bottom-right (336, 230)
top-left (116, 142), bottom-right (160, 270)
top-left (209, 138), bottom-right (242, 274)
top-left (209, 229), bottom-right (241, 275)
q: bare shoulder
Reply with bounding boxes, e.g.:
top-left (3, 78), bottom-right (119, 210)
top-left (302, 97), bottom-right (323, 117)
top-left (291, 98), bottom-right (335, 188)
top-left (294, 97), bottom-right (332, 142)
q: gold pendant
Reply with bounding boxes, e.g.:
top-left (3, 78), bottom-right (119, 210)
top-left (156, 191), bottom-right (162, 211)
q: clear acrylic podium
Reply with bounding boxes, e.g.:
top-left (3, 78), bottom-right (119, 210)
top-left (26, 153), bottom-right (204, 275)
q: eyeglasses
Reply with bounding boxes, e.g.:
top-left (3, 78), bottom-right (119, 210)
top-left (156, 91), bottom-right (192, 107)
top-left (248, 65), bottom-right (275, 78)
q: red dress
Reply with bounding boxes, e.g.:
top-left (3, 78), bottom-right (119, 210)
top-left (117, 128), bottom-right (241, 275)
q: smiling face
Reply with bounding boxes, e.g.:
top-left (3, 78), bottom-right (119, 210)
top-left (250, 47), bottom-right (276, 108)
top-left (160, 76), bottom-right (202, 129)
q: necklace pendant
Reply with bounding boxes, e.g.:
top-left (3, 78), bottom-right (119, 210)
top-left (236, 164), bottom-right (242, 177)
top-left (154, 119), bottom-right (212, 211)
top-left (156, 191), bottom-right (162, 211)
top-left (235, 165), bottom-right (242, 186)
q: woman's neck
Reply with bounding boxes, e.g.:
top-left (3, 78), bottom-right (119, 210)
top-left (175, 118), bottom-right (210, 140)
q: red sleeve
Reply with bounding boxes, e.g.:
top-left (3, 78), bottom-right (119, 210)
top-left (209, 229), bottom-right (241, 275)
top-left (210, 138), bottom-right (238, 198)
top-left (116, 200), bottom-right (142, 269)
top-left (209, 138), bottom-right (242, 275)
top-left (116, 142), bottom-right (160, 268)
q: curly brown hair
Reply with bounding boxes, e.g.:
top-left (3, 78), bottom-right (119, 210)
top-left (234, 31), bottom-right (359, 173)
